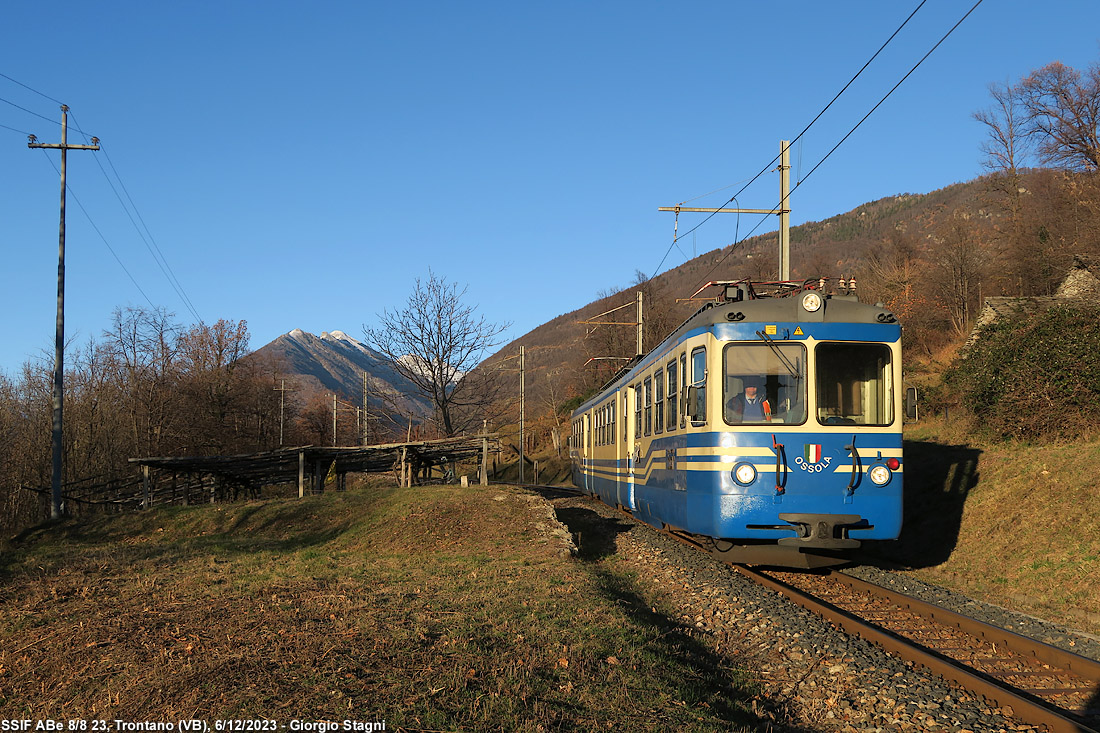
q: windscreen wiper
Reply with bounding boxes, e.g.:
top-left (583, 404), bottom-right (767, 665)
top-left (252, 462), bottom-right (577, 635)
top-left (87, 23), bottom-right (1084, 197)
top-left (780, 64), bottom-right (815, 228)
top-left (755, 330), bottom-right (801, 380)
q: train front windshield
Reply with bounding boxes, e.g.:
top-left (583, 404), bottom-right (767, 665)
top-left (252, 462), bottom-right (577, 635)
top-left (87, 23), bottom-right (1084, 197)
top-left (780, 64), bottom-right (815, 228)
top-left (723, 341), bottom-right (895, 427)
top-left (815, 342), bottom-right (894, 426)
top-left (723, 343), bottom-right (807, 425)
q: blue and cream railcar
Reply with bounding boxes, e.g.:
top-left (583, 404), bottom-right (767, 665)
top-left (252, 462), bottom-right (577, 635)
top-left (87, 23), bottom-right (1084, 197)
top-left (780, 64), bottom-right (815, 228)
top-left (569, 280), bottom-right (903, 567)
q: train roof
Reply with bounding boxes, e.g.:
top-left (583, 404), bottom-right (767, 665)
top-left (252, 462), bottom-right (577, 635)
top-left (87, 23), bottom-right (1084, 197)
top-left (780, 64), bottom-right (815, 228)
top-left (574, 280), bottom-right (899, 415)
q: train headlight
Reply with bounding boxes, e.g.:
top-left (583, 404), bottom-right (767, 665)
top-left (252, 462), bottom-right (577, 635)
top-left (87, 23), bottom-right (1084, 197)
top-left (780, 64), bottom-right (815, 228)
top-left (868, 464), bottom-right (892, 486)
top-left (732, 462), bottom-right (758, 486)
top-left (802, 291), bottom-right (822, 312)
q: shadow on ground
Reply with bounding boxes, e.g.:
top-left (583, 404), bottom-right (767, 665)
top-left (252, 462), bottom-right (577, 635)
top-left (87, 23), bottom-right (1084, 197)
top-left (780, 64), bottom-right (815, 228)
top-left (862, 438), bottom-right (983, 569)
top-left (549, 494), bottom-right (822, 732)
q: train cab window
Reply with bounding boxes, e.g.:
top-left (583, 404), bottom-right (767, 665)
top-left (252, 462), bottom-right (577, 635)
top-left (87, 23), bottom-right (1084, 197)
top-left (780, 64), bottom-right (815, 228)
top-left (690, 348), bottom-right (707, 424)
top-left (654, 369), bottom-right (664, 433)
top-left (815, 343), bottom-right (894, 426)
top-left (643, 377), bottom-right (653, 436)
top-left (723, 343), bottom-right (807, 425)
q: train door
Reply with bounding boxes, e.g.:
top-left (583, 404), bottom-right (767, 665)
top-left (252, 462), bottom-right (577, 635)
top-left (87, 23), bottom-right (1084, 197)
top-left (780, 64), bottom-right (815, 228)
top-left (621, 387), bottom-right (636, 511)
top-left (583, 412), bottom-right (592, 493)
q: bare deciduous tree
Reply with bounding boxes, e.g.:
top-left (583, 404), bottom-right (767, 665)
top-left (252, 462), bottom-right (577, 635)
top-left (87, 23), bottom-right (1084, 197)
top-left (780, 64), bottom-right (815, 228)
top-left (1018, 60), bottom-right (1100, 172)
top-left (364, 271), bottom-right (510, 437)
top-left (975, 80), bottom-right (1031, 178)
top-left (931, 216), bottom-right (988, 337)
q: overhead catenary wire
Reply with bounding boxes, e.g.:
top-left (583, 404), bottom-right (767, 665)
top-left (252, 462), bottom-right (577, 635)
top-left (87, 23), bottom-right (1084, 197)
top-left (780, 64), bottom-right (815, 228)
top-left (652, 0), bottom-right (931, 276)
top-left (689, 0), bottom-right (983, 290)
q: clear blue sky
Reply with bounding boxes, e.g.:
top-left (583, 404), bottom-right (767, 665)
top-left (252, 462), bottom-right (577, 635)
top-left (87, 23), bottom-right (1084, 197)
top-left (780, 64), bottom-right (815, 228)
top-left (2, 0), bottom-right (1098, 373)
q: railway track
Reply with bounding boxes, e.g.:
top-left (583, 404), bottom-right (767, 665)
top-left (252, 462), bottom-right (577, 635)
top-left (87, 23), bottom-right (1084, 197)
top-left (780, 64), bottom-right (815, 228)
top-left (518, 483), bottom-right (1100, 731)
top-left (740, 566), bottom-right (1100, 733)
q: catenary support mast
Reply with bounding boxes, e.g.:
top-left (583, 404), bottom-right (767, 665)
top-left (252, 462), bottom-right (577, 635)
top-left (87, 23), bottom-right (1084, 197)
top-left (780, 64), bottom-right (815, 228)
top-left (659, 140), bottom-right (792, 280)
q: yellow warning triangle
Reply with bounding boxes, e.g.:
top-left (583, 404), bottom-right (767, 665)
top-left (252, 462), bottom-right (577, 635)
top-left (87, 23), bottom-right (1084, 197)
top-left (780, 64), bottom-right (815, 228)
top-left (794, 327), bottom-right (804, 335)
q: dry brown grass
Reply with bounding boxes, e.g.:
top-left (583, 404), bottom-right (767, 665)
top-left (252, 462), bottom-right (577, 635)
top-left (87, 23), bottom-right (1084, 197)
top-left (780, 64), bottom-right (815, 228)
top-left (0, 485), bottom-right (785, 731)
top-left (872, 419), bottom-right (1100, 635)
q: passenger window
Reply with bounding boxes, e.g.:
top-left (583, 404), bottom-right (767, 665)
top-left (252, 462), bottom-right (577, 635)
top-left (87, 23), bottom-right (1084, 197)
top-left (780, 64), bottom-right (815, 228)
top-left (690, 347), bottom-right (707, 424)
top-left (666, 361), bottom-right (678, 431)
top-left (609, 401), bottom-right (615, 444)
top-left (654, 369), bottom-right (664, 433)
top-left (634, 384), bottom-right (642, 437)
top-left (643, 377), bottom-right (653, 436)
top-left (679, 353), bottom-right (687, 428)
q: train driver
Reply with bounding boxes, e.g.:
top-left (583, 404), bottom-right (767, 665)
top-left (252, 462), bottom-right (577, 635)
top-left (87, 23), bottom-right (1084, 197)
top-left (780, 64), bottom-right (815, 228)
top-left (726, 376), bottom-right (772, 424)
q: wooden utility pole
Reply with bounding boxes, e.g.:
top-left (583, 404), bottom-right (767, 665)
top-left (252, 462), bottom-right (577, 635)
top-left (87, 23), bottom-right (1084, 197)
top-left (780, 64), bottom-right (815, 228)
top-left (659, 140), bottom-right (792, 280)
top-left (332, 393), bottom-right (338, 446)
top-left (274, 380), bottom-right (294, 446)
top-left (363, 374), bottom-right (369, 446)
top-left (636, 291), bottom-right (644, 356)
top-left (519, 345), bottom-right (525, 483)
top-left (27, 105), bottom-right (99, 520)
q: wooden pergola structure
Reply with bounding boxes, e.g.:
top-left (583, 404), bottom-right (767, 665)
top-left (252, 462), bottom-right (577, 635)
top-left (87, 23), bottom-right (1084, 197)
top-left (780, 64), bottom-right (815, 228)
top-left (129, 435), bottom-right (498, 508)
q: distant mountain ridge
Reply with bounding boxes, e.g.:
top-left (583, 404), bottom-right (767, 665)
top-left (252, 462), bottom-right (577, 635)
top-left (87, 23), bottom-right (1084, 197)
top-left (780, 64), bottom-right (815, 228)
top-left (253, 329), bottom-right (432, 419)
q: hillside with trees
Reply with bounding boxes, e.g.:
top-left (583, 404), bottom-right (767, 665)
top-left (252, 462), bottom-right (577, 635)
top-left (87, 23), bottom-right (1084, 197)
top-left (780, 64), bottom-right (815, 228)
top-left (2, 53), bottom-right (1099, 533)
top-left (483, 53), bottom-right (1100, 457)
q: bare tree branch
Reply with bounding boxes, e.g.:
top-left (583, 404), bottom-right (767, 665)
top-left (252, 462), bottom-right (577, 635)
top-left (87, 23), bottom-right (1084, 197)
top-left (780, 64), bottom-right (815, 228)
top-left (364, 270), bottom-right (511, 437)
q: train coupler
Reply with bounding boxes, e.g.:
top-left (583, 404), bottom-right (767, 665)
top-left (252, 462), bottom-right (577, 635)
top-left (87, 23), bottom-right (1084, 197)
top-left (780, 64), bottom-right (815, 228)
top-left (777, 513), bottom-right (864, 549)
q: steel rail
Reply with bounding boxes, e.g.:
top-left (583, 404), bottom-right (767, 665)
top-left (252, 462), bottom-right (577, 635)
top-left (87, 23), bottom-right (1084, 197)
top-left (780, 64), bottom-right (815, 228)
top-left (832, 572), bottom-right (1100, 684)
top-left (513, 483), bottom-right (1100, 731)
top-left (736, 566), bottom-right (1099, 733)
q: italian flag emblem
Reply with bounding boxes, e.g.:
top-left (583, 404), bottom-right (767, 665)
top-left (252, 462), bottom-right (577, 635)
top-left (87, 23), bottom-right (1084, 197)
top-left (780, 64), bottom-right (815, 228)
top-left (804, 444), bottom-right (822, 463)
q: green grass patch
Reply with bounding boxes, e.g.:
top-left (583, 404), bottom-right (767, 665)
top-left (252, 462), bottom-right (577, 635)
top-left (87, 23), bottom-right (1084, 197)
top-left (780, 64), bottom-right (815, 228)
top-left (0, 485), bottom-right (769, 730)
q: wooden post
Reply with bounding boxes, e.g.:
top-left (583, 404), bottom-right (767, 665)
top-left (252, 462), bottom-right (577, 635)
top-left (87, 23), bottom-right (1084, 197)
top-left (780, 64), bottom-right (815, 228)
top-left (298, 451), bottom-right (306, 498)
top-left (400, 447), bottom-right (408, 488)
top-left (142, 466), bottom-right (151, 510)
top-left (480, 436), bottom-right (488, 486)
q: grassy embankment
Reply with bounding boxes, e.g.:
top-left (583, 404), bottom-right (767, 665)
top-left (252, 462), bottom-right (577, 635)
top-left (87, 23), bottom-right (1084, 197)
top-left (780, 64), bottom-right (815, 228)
top-left (868, 418), bottom-right (1100, 636)
top-left (0, 483), bottom-right (782, 731)
top-left (508, 427), bottom-right (1100, 637)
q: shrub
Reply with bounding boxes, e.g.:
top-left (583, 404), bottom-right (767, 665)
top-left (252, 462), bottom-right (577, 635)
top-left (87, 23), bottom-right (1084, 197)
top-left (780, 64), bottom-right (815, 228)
top-left (943, 304), bottom-right (1100, 441)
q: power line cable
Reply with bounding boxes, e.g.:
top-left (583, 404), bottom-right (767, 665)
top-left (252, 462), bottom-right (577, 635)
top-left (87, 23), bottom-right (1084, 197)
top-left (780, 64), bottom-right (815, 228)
top-left (5, 74), bottom-right (203, 323)
top-left (69, 111), bottom-right (203, 324)
top-left (36, 149), bottom-right (160, 311)
top-left (0, 71), bottom-right (65, 106)
top-left (0, 120), bottom-right (33, 136)
top-left (0, 94), bottom-right (60, 126)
